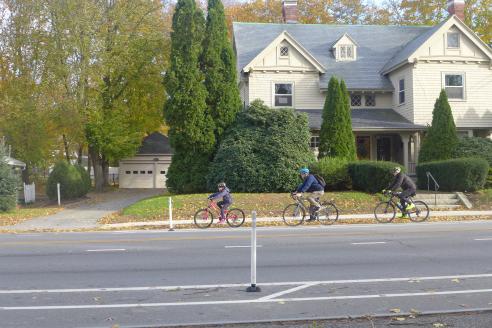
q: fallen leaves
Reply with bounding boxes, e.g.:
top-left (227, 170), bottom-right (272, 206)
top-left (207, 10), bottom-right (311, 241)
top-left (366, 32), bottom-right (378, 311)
top-left (451, 278), bottom-right (460, 283)
top-left (390, 308), bottom-right (401, 313)
top-left (433, 323), bottom-right (446, 328)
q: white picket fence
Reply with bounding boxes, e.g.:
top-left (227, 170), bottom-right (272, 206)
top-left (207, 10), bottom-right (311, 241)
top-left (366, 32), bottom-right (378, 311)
top-left (23, 183), bottom-right (35, 204)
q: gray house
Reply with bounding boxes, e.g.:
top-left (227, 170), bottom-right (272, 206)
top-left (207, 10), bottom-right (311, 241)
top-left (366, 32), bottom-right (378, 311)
top-left (233, 0), bottom-right (492, 174)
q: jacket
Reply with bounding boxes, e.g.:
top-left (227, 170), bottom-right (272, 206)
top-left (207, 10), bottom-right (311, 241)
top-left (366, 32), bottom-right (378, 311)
top-left (387, 172), bottom-right (416, 191)
top-left (208, 187), bottom-right (233, 204)
top-left (296, 174), bottom-right (324, 193)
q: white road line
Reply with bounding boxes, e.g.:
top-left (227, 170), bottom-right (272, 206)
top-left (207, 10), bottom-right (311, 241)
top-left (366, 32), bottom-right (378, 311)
top-left (2, 273), bottom-right (492, 294)
top-left (474, 238), bottom-right (492, 241)
top-left (4, 288), bottom-right (492, 311)
top-left (86, 249), bottom-right (126, 252)
top-left (351, 242), bottom-right (387, 245)
top-left (224, 245), bottom-right (263, 248)
top-left (258, 283), bottom-right (318, 301)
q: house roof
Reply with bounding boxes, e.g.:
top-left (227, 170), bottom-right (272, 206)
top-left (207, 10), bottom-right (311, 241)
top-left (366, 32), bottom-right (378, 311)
top-left (297, 108), bottom-right (426, 131)
top-left (4, 156), bottom-right (26, 168)
top-left (380, 19), bottom-right (448, 74)
top-left (233, 22), bottom-right (432, 90)
top-left (137, 132), bottom-right (172, 155)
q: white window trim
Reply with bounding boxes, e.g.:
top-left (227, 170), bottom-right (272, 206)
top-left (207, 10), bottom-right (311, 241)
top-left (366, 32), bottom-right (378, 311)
top-left (446, 32), bottom-right (460, 49)
top-left (442, 72), bottom-right (466, 101)
top-left (272, 82), bottom-right (295, 108)
top-left (398, 78), bottom-right (406, 106)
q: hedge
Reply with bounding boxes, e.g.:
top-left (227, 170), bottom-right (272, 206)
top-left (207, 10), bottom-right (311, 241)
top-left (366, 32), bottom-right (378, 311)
top-left (416, 158), bottom-right (489, 192)
top-left (310, 157), bottom-right (351, 190)
top-left (47, 161), bottom-right (91, 200)
top-left (348, 160), bottom-right (405, 193)
top-left (486, 168), bottom-right (492, 189)
top-left (452, 137), bottom-right (492, 166)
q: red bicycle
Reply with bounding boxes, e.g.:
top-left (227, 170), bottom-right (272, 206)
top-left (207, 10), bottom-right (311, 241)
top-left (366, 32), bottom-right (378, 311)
top-left (193, 201), bottom-right (245, 228)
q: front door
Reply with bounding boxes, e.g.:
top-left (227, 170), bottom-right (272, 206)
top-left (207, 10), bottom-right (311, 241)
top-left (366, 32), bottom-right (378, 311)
top-left (377, 137), bottom-right (392, 161)
top-left (356, 136), bottom-right (371, 160)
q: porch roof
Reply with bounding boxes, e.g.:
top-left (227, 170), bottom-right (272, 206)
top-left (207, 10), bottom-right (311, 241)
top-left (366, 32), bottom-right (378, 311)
top-left (297, 108), bottom-right (426, 131)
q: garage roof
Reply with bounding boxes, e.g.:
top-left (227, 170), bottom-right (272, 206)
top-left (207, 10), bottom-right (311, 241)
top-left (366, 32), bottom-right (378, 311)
top-left (138, 132), bottom-right (172, 155)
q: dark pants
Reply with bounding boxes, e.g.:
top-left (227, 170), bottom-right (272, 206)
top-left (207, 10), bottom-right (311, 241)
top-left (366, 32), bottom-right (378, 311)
top-left (399, 189), bottom-right (416, 210)
top-left (217, 201), bottom-right (231, 220)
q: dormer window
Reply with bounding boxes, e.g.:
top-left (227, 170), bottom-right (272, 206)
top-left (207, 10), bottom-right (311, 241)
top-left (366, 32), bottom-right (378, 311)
top-left (340, 45), bottom-right (354, 59)
top-left (332, 34), bottom-right (357, 61)
top-left (280, 46), bottom-right (289, 57)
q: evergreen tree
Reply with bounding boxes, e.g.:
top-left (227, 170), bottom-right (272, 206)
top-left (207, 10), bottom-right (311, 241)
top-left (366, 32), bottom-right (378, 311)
top-left (319, 77), bottom-right (338, 158)
top-left (319, 77), bottom-right (356, 160)
top-left (164, 0), bottom-right (215, 193)
top-left (419, 90), bottom-right (459, 163)
top-left (201, 0), bottom-right (242, 142)
top-left (0, 143), bottom-right (19, 212)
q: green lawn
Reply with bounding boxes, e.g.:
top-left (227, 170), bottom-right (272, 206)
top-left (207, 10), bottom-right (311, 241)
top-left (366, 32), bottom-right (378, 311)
top-left (469, 189), bottom-right (492, 210)
top-left (102, 191), bottom-right (380, 224)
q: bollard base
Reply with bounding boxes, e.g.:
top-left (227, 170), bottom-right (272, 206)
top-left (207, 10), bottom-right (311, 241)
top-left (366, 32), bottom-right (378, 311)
top-left (168, 228), bottom-right (175, 232)
top-left (246, 284), bottom-right (261, 292)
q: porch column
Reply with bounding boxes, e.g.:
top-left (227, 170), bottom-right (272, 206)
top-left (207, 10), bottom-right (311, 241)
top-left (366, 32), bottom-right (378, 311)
top-left (400, 133), bottom-right (410, 173)
top-left (413, 132), bottom-right (421, 163)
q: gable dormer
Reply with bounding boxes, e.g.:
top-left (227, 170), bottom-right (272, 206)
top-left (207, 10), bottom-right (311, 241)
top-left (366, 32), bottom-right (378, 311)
top-left (332, 33), bottom-right (358, 61)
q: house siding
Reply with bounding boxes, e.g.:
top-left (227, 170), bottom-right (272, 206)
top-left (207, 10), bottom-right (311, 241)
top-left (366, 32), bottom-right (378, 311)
top-left (413, 62), bottom-right (492, 128)
top-left (387, 64), bottom-right (414, 122)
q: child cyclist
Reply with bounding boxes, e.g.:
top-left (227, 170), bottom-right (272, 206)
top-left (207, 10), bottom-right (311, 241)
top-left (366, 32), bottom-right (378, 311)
top-left (207, 182), bottom-right (232, 223)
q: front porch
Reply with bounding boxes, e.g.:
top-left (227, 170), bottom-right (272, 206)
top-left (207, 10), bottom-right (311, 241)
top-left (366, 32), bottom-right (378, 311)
top-left (354, 132), bottom-right (420, 175)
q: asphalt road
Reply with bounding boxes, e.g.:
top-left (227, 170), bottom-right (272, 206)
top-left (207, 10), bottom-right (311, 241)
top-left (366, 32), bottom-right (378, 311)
top-left (1, 220), bottom-right (492, 327)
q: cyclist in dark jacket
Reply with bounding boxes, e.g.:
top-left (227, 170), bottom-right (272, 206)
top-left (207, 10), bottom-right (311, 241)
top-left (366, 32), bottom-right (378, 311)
top-left (384, 167), bottom-right (417, 217)
top-left (296, 168), bottom-right (324, 221)
top-left (208, 182), bottom-right (232, 223)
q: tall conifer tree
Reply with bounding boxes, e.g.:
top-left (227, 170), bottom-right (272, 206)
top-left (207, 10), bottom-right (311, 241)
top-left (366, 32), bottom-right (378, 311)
top-left (164, 0), bottom-right (215, 193)
top-left (201, 0), bottom-right (242, 142)
top-left (419, 89), bottom-right (459, 163)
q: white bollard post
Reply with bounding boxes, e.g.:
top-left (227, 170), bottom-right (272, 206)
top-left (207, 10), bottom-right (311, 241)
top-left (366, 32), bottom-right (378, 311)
top-left (247, 211), bottom-right (261, 292)
top-left (168, 197), bottom-right (174, 231)
top-left (57, 183), bottom-right (61, 206)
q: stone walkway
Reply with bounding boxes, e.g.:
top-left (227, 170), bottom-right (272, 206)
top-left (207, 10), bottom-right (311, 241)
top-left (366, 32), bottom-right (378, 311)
top-left (5, 189), bottom-right (163, 231)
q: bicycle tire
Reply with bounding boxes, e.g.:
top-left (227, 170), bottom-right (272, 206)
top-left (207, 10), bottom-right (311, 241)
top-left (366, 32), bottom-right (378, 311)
top-left (317, 202), bottom-right (339, 225)
top-left (408, 200), bottom-right (430, 222)
top-left (226, 208), bottom-right (246, 228)
top-left (374, 201), bottom-right (396, 223)
top-left (193, 208), bottom-right (214, 228)
top-left (282, 203), bottom-right (305, 226)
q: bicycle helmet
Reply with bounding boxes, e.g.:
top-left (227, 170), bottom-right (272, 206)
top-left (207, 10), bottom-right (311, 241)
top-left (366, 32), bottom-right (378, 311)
top-left (299, 168), bottom-right (309, 175)
top-left (392, 167), bottom-right (401, 175)
top-left (217, 182), bottom-right (226, 188)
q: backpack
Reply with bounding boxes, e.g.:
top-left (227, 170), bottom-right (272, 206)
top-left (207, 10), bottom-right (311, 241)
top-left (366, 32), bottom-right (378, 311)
top-left (313, 174), bottom-right (326, 188)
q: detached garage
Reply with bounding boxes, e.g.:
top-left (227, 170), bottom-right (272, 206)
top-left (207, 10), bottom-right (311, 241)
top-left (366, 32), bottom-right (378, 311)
top-left (118, 132), bottom-right (172, 189)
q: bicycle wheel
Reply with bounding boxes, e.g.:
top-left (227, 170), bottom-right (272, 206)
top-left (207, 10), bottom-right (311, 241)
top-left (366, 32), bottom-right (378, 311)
top-left (317, 202), bottom-right (339, 225)
top-left (374, 202), bottom-right (396, 223)
top-left (226, 208), bottom-right (245, 228)
top-left (193, 209), bottom-right (214, 228)
top-left (282, 204), bottom-right (305, 226)
top-left (408, 201), bottom-right (430, 222)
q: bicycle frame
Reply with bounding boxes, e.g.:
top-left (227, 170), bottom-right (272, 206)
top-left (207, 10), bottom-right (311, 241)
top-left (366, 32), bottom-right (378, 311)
top-left (291, 194), bottom-right (317, 215)
top-left (385, 192), bottom-right (414, 214)
top-left (207, 200), bottom-right (228, 218)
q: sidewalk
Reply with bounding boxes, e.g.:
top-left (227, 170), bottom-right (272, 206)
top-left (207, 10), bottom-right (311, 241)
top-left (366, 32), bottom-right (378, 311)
top-left (103, 210), bottom-right (492, 229)
top-left (4, 189), bottom-right (163, 231)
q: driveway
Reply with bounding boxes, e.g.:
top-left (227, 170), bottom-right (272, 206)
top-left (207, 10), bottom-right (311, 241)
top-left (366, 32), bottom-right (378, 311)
top-left (5, 189), bottom-right (163, 231)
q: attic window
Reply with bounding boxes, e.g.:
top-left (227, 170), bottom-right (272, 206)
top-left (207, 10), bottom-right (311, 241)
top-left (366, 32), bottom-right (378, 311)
top-left (447, 32), bottom-right (460, 49)
top-left (280, 46), bottom-right (289, 57)
top-left (339, 45), bottom-right (354, 60)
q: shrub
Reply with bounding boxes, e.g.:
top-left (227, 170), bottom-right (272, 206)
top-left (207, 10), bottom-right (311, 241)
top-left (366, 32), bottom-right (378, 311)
top-left (311, 157), bottom-right (351, 190)
top-left (75, 165), bottom-right (91, 195)
top-left (416, 158), bottom-right (489, 192)
top-left (47, 161), bottom-right (90, 200)
top-left (0, 145), bottom-right (19, 212)
top-left (419, 90), bottom-right (459, 162)
top-left (207, 100), bottom-right (316, 192)
top-left (348, 160), bottom-right (405, 193)
top-left (486, 168), bottom-right (492, 188)
top-left (452, 137), bottom-right (492, 166)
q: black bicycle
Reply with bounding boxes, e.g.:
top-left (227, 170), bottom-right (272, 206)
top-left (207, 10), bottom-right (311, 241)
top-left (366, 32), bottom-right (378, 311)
top-left (282, 193), bottom-right (339, 226)
top-left (374, 190), bottom-right (430, 223)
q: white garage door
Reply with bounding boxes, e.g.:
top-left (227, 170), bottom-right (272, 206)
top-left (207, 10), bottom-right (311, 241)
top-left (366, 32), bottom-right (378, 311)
top-left (119, 163), bottom-right (155, 188)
